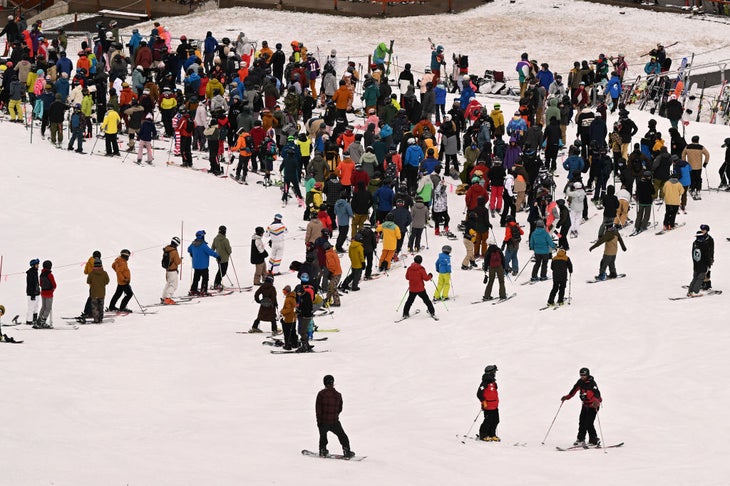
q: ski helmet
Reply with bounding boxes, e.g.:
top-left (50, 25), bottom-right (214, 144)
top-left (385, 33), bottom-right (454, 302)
top-left (484, 365), bottom-right (498, 374)
top-left (171, 237), bottom-right (181, 246)
top-left (219, 225), bottom-right (227, 234)
top-left (442, 245), bottom-right (452, 254)
top-left (579, 367), bottom-right (590, 376)
top-left (300, 273), bottom-right (310, 283)
top-left (120, 249), bottom-right (131, 258)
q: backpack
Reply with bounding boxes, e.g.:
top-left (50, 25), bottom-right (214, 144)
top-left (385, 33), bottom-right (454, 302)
top-left (161, 248), bottom-right (172, 269)
top-left (510, 224), bottom-right (522, 244)
top-left (459, 55), bottom-right (469, 70)
top-left (40, 272), bottom-right (53, 291)
top-left (489, 249), bottom-right (502, 268)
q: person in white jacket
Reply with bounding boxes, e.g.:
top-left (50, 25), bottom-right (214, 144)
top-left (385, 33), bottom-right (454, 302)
top-left (194, 101), bottom-right (209, 151)
top-left (565, 181), bottom-right (587, 237)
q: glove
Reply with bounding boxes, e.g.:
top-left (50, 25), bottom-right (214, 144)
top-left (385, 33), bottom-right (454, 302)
top-left (30, 295), bottom-right (36, 301)
top-left (561, 395), bottom-right (569, 401)
top-left (591, 401), bottom-right (601, 410)
top-left (216, 257), bottom-right (221, 263)
top-left (483, 274), bottom-right (488, 284)
top-left (268, 240), bottom-right (272, 247)
top-left (428, 273), bottom-right (433, 278)
top-left (703, 162), bottom-right (708, 168)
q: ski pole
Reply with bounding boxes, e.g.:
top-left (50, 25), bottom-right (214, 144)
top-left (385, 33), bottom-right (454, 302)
top-left (596, 409), bottom-right (608, 454)
top-left (567, 272), bottom-right (572, 305)
top-left (395, 288), bottom-right (409, 312)
top-left (704, 166), bottom-right (711, 191)
top-left (541, 401), bottom-right (563, 445)
top-left (424, 225), bottom-right (429, 249)
top-left (513, 255), bottom-right (533, 284)
top-left (132, 291), bottom-right (147, 316)
top-left (229, 256), bottom-right (242, 291)
top-left (430, 279), bottom-right (448, 311)
top-left (460, 409), bottom-right (482, 444)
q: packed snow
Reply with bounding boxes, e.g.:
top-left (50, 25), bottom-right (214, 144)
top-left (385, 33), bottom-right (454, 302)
top-left (0, 0), bottom-right (729, 484)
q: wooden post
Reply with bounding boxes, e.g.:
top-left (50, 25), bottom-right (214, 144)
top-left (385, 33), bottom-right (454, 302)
top-left (382, 0), bottom-right (386, 15)
top-left (334, 0), bottom-right (337, 10)
top-left (146, 0), bottom-right (151, 18)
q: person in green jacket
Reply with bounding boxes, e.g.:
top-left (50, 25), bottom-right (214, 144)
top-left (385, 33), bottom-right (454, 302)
top-left (361, 79), bottom-right (379, 112)
top-left (212, 225), bottom-right (233, 290)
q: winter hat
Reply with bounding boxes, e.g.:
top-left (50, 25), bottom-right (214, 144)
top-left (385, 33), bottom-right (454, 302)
top-left (219, 225), bottom-right (227, 234)
top-left (535, 220), bottom-right (545, 228)
top-left (722, 138), bottom-right (730, 148)
top-left (413, 255), bottom-right (423, 264)
top-left (323, 375), bottom-right (335, 386)
top-left (255, 226), bottom-right (265, 236)
top-left (692, 135), bottom-right (700, 143)
top-left (572, 182), bottom-right (583, 189)
top-left (93, 257), bottom-right (102, 267)
top-left (484, 364), bottom-right (498, 374)
top-left (29, 258), bottom-right (40, 267)
top-left (42, 260), bottom-right (52, 269)
top-left (442, 245), bottom-right (452, 254)
top-left (580, 367), bottom-right (590, 376)
top-left (700, 224), bottom-right (710, 232)
top-left (195, 230), bottom-right (206, 239)
top-left (171, 237), bottom-right (181, 246)
top-left (363, 221), bottom-right (372, 228)
top-left (120, 249), bottom-right (131, 258)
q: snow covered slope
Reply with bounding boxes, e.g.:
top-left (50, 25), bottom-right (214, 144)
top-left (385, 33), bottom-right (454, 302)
top-left (0, 1), bottom-right (729, 484)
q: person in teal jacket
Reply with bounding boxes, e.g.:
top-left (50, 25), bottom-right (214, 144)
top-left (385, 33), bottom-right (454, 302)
top-left (361, 79), bottom-right (379, 111)
top-left (529, 220), bottom-right (555, 281)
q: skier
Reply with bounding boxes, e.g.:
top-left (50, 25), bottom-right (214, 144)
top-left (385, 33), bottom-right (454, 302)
top-left (86, 257), bottom-right (110, 323)
top-left (633, 170), bottom-right (654, 234)
top-left (280, 285), bottom-right (299, 350)
top-left (340, 231), bottom-right (364, 292)
top-left (212, 225), bottom-right (232, 290)
top-left (589, 224), bottom-right (627, 280)
top-left (547, 248), bottom-right (573, 307)
top-left (662, 172), bottom-right (684, 231)
top-left (107, 249), bottom-right (134, 312)
top-left (25, 259), bottom-right (40, 325)
top-left (188, 230), bottom-right (220, 296)
top-left (529, 220), bottom-right (556, 281)
top-left (719, 138), bottom-right (730, 190)
top-left (249, 275), bottom-right (279, 334)
top-left (432, 245), bottom-right (452, 301)
top-left (266, 214), bottom-right (288, 275)
top-left (316, 374), bottom-right (355, 458)
top-left (295, 273), bottom-right (315, 353)
top-left (323, 242), bottom-right (342, 307)
top-left (401, 255), bottom-right (436, 320)
top-left (687, 224), bottom-right (714, 297)
top-left (482, 244), bottom-right (507, 301)
top-left (681, 135), bottom-right (710, 200)
top-left (476, 365), bottom-right (500, 441)
top-left (250, 227), bottom-right (268, 286)
top-left (35, 260), bottom-right (56, 328)
top-left (561, 368), bottom-right (602, 447)
top-left (161, 237), bottom-right (182, 305)
top-left (502, 215), bottom-right (523, 276)
top-left (376, 213), bottom-right (401, 272)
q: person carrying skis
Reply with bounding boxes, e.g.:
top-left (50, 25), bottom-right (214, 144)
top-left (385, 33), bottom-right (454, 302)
top-left (547, 248), bottom-right (572, 307)
top-left (86, 257), bottom-right (110, 323)
top-left (561, 367), bottom-right (602, 447)
top-left (432, 245), bottom-right (452, 301)
top-left (482, 244), bottom-right (507, 301)
top-left (188, 230), bottom-right (220, 296)
top-left (316, 374), bottom-right (355, 458)
top-left (476, 365), bottom-right (500, 441)
top-left (25, 258), bottom-right (40, 325)
top-left (249, 275), bottom-right (279, 334)
top-left (161, 237), bottom-right (182, 305)
top-left (687, 224), bottom-right (714, 297)
top-left (401, 255), bottom-right (436, 320)
top-left (212, 225), bottom-right (232, 290)
top-left (108, 249), bottom-right (134, 312)
top-left (589, 223), bottom-right (626, 281)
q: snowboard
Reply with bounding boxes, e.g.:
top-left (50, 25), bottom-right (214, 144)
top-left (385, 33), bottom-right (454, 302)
top-left (271, 349), bottom-right (330, 354)
top-left (301, 449), bottom-right (365, 461)
top-left (587, 274), bottom-right (626, 283)
top-left (669, 289), bottom-right (722, 300)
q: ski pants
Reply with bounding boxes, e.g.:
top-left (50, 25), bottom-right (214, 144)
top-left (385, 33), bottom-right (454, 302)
top-left (484, 266), bottom-right (506, 300)
top-left (504, 247), bottom-right (519, 274)
top-left (26, 296), bottom-right (40, 323)
top-left (474, 231), bottom-right (489, 258)
top-left (109, 284), bottom-right (133, 309)
top-left (408, 227), bottom-right (424, 251)
top-left (253, 262), bottom-right (267, 285)
top-left (90, 297), bottom-right (105, 323)
top-left (531, 253), bottom-right (551, 279)
top-left (690, 169), bottom-right (702, 192)
top-left (336, 225), bottom-right (349, 252)
top-left (351, 213), bottom-right (369, 238)
top-left (137, 140), bottom-right (153, 163)
top-left (548, 279), bottom-right (567, 304)
top-left (191, 268), bottom-right (210, 293)
top-left (578, 407), bottom-right (598, 443)
top-left (318, 421), bottom-right (351, 453)
top-left (462, 238), bottom-right (475, 267)
top-left (38, 296), bottom-right (53, 324)
top-left (432, 210), bottom-right (450, 232)
top-left (479, 409), bottom-right (500, 439)
top-left (489, 186), bottom-right (504, 212)
top-left (8, 99), bottom-right (22, 120)
top-left (326, 274), bottom-right (341, 306)
top-left (570, 210), bottom-right (582, 235)
top-left (269, 243), bottom-right (285, 274)
top-left (364, 251), bottom-right (374, 279)
top-left (162, 270), bottom-right (179, 299)
top-left (635, 204), bottom-right (651, 231)
top-left (402, 290), bottom-right (435, 316)
top-left (598, 254), bottom-right (617, 278)
top-left (663, 205), bottom-right (679, 228)
top-left (341, 268), bottom-right (362, 290)
top-left (283, 320), bottom-right (299, 348)
top-left (379, 249), bottom-right (395, 271)
top-left (214, 262), bottom-right (228, 288)
top-left (433, 272), bottom-right (451, 300)
top-left (688, 269), bottom-right (709, 294)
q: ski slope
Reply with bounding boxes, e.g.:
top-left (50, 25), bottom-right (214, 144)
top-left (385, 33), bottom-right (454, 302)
top-left (0, 1), bottom-right (729, 484)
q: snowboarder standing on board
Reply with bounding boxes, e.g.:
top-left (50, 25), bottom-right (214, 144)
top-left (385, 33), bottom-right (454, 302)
top-left (589, 223), bottom-right (626, 281)
top-left (476, 365), bottom-right (500, 441)
top-left (402, 255), bottom-right (436, 320)
top-left (561, 367), bottom-right (602, 447)
top-left (687, 224), bottom-right (714, 297)
top-left (316, 374), bottom-right (355, 458)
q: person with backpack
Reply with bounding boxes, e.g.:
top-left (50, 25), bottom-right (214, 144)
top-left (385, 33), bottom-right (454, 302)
top-left (482, 243), bottom-right (507, 301)
top-left (280, 285), bottom-right (299, 350)
top-left (108, 249), bottom-right (134, 313)
top-left (212, 225), bottom-right (232, 290)
top-left (161, 237), bottom-right (182, 305)
top-left (529, 220), bottom-right (556, 282)
top-left (547, 248), bottom-right (572, 307)
top-left (67, 104), bottom-right (86, 153)
top-left (501, 215), bottom-right (524, 276)
top-left (249, 275), bottom-right (279, 334)
top-left (25, 259), bottom-right (40, 325)
top-left (260, 135), bottom-right (278, 186)
top-left (250, 226), bottom-right (268, 286)
top-left (230, 128), bottom-right (253, 182)
top-left (188, 230), bottom-right (220, 295)
top-left (86, 257), bottom-right (110, 323)
top-left (476, 365), bottom-right (500, 441)
top-left (35, 260), bottom-right (56, 328)
top-left (295, 273), bottom-right (315, 352)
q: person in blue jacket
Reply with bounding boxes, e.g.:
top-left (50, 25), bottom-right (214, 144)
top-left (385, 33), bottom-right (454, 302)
top-left (404, 138), bottom-right (424, 194)
top-left (188, 230), bottom-right (220, 296)
top-left (644, 57), bottom-right (661, 76)
top-left (672, 155), bottom-right (692, 211)
top-left (55, 51), bottom-right (73, 77)
top-left (127, 28), bottom-right (142, 56)
top-left (433, 245), bottom-right (452, 301)
top-left (605, 71), bottom-right (622, 113)
top-left (203, 31), bottom-right (218, 73)
top-left (434, 81), bottom-right (447, 124)
top-left (374, 182), bottom-right (395, 223)
top-left (529, 220), bottom-right (556, 281)
top-left (563, 146), bottom-right (585, 181)
top-left (459, 78), bottom-right (474, 111)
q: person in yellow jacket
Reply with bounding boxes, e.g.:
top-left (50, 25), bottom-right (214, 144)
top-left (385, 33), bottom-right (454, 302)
top-left (376, 213), bottom-right (402, 272)
top-left (108, 249), bottom-right (134, 312)
top-left (205, 77), bottom-right (224, 100)
top-left (280, 285), bottom-right (299, 350)
top-left (324, 242), bottom-right (343, 307)
top-left (661, 173), bottom-right (685, 231)
top-left (101, 107), bottom-right (121, 156)
top-left (80, 250), bottom-right (102, 320)
top-left (230, 129), bottom-right (253, 182)
top-left (490, 103), bottom-right (505, 139)
top-left (295, 133), bottom-right (312, 177)
top-left (340, 232), bottom-right (365, 291)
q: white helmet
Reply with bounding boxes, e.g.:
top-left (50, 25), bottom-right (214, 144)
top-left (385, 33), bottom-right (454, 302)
top-left (424, 67), bottom-right (431, 73)
top-left (463, 74), bottom-right (470, 81)
top-left (407, 138), bottom-right (416, 145)
top-left (105, 31), bottom-right (113, 39)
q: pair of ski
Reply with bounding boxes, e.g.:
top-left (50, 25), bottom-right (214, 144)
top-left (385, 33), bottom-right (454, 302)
top-left (394, 309), bottom-right (440, 323)
top-left (539, 303), bottom-right (569, 311)
top-left (656, 222), bottom-right (686, 235)
top-left (263, 336), bottom-right (328, 347)
top-left (555, 442), bottom-right (624, 452)
top-left (470, 293), bottom-right (517, 305)
top-left (628, 223), bottom-right (659, 237)
top-left (521, 278), bottom-right (550, 286)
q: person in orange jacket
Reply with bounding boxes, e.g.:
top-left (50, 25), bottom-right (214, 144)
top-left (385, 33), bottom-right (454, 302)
top-left (401, 255), bottom-right (436, 319)
top-left (332, 80), bottom-right (351, 118)
top-left (108, 249), bottom-right (134, 312)
top-left (323, 242), bottom-right (342, 307)
top-left (477, 365), bottom-right (500, 441)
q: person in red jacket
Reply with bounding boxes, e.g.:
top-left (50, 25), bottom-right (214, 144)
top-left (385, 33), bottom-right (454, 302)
top-left (561, 367), bottom-right (602, 446)
top-left (401, 255), bottom-right (436, 319)
top-left (476, 365), bottom-right (500, 441)
top-left (316, 374), bottom-right (355, 458)
top-left (35, 260), bottom-right (57, 328)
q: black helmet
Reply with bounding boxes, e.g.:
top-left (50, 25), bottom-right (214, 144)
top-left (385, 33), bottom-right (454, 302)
top-left (484, 365), bottom-right (498, 374)
top-left (579, 367), bottom-right (590, 376)
top-left (219, 225), bottom-right (227, 234)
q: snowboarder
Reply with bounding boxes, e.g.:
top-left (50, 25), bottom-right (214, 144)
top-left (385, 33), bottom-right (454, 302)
top-left (402, 255), bottom-right (436, 319)
top-left (547, 248), bottom-right (573, 306)
top-left (250, 275), bottom-right (279, 334)
top-left (108, 249), bottom-right (134, 312)
top-left (161, 237), bottom-right (182, 305)
top-left (687, 224), bottom-right (714, 297)
top-left (188, 230), bottom-right (220, 296)
top-left (25, 259), bottom-right (40, 325)
top-left (266, 214), bottom-right (288, 275)
top-left (212, 225), bottom-right (232, 290)
top-left (35, 260), bottom-right (56, 328)
top-left (86, 257), bottom-right (110, 323)
top-left (477, 365), bottom-right (500, 441)
top-left (316, 374), bottom-right (355, 458)
top-left (561, 368), bottom-right (602, 447)
top-left (482, 244), bottom-right (507, 301)
top-left (589, 224), bottom-right (626, 281)
top-left (432, 245), bottom-right (452, 301)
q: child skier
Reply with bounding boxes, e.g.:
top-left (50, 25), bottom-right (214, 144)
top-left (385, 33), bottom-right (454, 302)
top-left (547, 248), bottom-right (573, 306)
top-left (433, 245), bottom-right (452, 301)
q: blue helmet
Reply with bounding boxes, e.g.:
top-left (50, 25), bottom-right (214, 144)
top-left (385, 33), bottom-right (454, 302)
top-left (29, 258), bottom-right (40, 266)
top-left (300, 272), bottom-right (309, 283)
top-left (195, 230), bottom-right (206, 239)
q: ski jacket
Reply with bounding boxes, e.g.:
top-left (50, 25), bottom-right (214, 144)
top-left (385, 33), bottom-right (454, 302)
top-left (410, 202), bottom-right (429, 229)
top-left (662, 178), bottom-right (684, 206)
top-left (692, 235), bottom-right (714, 272)
top-left (325, 249), bottom-right (342, 276)
top-left (267, 222), bottom-right (288, 244)
top-left (405, 262), bottom-right (431, 292)
top-left (563, 376), bottom-right (602, 409)
top-left (250, 235), bottom-right (268, 264)
top-left (563, 155), bottom-right (585, 180)
top-left (477, 380), bottom-right (499, 411)
top-left (529, 227), bottom-right (556, 255)
top-left (334, 199), bottom-right (353, 227)
top-left (374, 186), bottom-right (395, 212)
top-left (188, 239), bottom-right (219, 269)
top-left (255, 281), bottom-right (278, 321)
top-left (316, 387), bottom-right (343, 426)
top-left (164, 245), bottom-right (182, 271)
top-left (212, 234), bottom-right (232, 263)
top-left (39, 269), bottom-right (56, 298)
top-left (87, 267), bottom-right (110, 299)
top-left (550, 250), bottom-right (572, 283)
top-left (376, 221), bottom-right (401, 251)
top-left (589, 229), bottom-right (626, 256)
top-left (111, 256), bottom-right (130, 285)
top-left (348, 240), bottom-right (365, 269)
top-left (681, 143), bottom-right (710, 170)
top-left (26, 267), bottom-right (40, 297)
top-left (435, 252), bottom-right (451, 274)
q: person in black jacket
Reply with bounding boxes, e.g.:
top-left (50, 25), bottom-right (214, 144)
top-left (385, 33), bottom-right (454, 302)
top-left (359, 221), bottom-right (377, 279)
top-left (555, 199), bottom-right (571, 250)
top-left (48, 93), bottom-right (68, 147)
top-left (665, 94), bottom-right (684, 130)
top-left (561, 367), bottom-right (602, 446)
top-left (26, 259), bottom-right (41, 325)
top-left (598, 185), bottom-right (619, 238)
top-left (250, 227), bottom-right (268, 286)
top-left (719, 138), bottom-right (730, 189)
top-left (295, 274), bottom-right (315, 353)
top-left (687, 224), bottom-right (714, 296)
top-left (547, 248), bottom-right (572, 306)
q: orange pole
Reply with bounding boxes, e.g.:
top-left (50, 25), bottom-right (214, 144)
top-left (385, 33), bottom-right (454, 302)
top-left (382, 0), bottom-right (386, 15)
